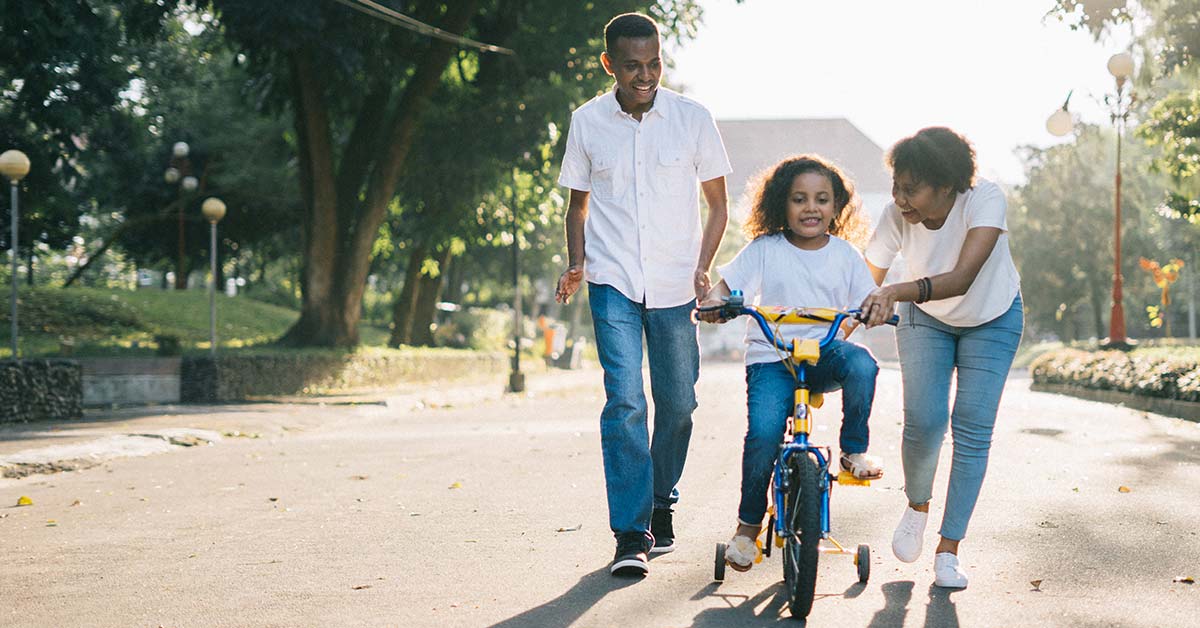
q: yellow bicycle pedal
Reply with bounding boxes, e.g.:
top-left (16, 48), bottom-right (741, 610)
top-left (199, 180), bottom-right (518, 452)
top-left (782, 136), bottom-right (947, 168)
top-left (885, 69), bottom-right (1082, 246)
top-left (837, 470), bottom-right (871, 486)
top-left (775, 535), bottom-right (785, 548)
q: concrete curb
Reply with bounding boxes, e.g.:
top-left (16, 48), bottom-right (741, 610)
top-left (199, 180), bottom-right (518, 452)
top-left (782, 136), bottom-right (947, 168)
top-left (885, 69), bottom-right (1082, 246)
top-left (1030, 382), bottom-right (1200, 423)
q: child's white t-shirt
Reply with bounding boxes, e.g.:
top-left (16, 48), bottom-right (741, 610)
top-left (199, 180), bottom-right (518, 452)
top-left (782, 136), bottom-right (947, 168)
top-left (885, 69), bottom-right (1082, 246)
top-left (718, 233), bottom-right (877, 365)
top-left (864, 178), bottom-right (1021, 328)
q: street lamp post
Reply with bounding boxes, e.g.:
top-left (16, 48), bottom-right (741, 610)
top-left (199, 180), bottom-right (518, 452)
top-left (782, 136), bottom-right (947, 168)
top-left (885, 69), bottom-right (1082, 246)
top-left (0, 150), bottom-right (30, 359)
top-left (1046, 52), bottom-right (1136, 348)
top-left (201, 197), bottom-right (226, 357)
top-left (165, 141), bottom-right (198, 290)
top-left (508, 167), bottom-right (525, 393)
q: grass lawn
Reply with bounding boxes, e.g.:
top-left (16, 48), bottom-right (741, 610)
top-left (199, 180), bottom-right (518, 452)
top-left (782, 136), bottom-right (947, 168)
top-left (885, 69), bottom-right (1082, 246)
top-left (0, 285), bottom-right (391, 358)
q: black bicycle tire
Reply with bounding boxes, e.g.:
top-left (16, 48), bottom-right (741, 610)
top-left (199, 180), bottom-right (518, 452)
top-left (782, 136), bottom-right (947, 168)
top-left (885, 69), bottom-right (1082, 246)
top-left (783, 452), bottom-right (821, 618)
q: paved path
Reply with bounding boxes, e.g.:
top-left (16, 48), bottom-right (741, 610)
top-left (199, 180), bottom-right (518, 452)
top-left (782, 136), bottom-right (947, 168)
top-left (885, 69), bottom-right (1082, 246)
top-left (1, 363), bottom-right (1197, 627)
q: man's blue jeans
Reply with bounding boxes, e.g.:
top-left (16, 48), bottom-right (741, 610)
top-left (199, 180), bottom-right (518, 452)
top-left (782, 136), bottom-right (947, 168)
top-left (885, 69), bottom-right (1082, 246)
top-left (896, 295), bottom-right (1023, 541)
top-left (588, 282), bottom-right (699, 538)
top-left (737, 340), bottom-right (879, 525)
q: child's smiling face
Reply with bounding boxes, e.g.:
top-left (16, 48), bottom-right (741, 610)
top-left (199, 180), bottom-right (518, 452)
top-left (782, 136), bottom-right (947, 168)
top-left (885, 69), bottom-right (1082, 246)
top-left (784, 172), bottom-right (835, 249)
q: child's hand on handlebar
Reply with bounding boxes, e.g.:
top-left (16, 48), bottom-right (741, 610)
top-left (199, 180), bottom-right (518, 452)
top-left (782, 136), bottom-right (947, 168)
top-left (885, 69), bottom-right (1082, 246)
top-left (694, 297), bottom-right (730, 324)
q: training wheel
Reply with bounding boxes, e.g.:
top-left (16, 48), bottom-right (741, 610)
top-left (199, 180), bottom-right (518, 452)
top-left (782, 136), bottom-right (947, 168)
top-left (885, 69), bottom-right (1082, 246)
top-left (856, 544), bottom-right (870, 583)
top-left (714, 542), bottom-right (727, 581)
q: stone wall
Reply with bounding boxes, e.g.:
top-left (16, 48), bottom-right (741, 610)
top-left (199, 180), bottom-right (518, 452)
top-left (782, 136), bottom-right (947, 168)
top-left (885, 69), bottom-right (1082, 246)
top-left (0, 359), bottom-right (83, 423)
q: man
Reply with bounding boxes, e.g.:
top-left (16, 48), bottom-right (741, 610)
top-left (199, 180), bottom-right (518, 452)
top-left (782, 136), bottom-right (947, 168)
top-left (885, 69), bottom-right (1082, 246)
top-left (555, 12), bottom-right (731, 577)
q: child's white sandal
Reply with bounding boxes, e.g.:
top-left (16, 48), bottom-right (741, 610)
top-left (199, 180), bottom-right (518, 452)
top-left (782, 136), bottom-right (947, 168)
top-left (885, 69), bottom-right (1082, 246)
top-left (841, 452), bottom-right (884, 479)
top-left (724, 534), bottom-right (761, 571)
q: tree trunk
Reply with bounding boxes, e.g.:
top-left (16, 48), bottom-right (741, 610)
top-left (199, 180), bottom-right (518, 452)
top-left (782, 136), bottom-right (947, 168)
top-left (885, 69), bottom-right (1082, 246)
top-left (279, 1), bottom-right (478, 347)
top-left (389, 243), bottom-right (429, 347)
top-left (411, 248), bottom-right (452, 347)
top-left (25, 249), bottom-right (33, 286)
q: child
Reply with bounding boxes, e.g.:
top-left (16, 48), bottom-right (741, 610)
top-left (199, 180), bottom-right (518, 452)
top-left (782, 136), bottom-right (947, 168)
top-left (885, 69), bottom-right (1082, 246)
top-left (696, 154), bottom-right (883, 571)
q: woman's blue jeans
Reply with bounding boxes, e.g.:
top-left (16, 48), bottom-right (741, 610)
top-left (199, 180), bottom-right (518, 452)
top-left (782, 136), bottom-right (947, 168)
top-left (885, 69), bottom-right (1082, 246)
top-left (896, 295), bottom-right (1024, 541)
top-left (737, 340), bottom-right (879, 525)
top-left (588, 282), bottom-right (699, 538)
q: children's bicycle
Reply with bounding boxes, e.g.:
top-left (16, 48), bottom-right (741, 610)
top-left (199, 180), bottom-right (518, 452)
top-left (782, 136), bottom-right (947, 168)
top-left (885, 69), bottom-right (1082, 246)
top-left (697, 290), bottom-right (898, 619)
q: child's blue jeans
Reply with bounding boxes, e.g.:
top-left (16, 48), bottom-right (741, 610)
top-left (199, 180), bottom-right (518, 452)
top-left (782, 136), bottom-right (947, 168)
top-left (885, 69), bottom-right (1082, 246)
top-left (896, 295), bottom-right (1023, 541)
top-left (737, 340), bottom-right (879, 525)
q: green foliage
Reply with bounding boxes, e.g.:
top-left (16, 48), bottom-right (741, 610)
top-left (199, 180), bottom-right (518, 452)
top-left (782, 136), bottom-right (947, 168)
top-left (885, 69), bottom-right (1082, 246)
top-left (0, 285), bottom-right (298, 357)
top-left (1011, 124), bottom-right (1186, 340)
top-left (433, 307), bottom-right (511, 350)
top-left (0, 1), bottom-right (174, 260)
top-left (1031, 346), bottom-right (1200, 401)
top-left (185, 347), bottom-right (507, 399)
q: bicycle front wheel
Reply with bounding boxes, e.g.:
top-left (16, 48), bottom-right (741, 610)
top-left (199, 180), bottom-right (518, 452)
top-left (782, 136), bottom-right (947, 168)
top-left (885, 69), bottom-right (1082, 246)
top-left (782, 451), bottom-right (821, 618)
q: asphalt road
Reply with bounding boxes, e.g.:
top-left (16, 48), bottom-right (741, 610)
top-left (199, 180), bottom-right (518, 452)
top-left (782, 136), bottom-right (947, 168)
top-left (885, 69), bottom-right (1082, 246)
top-left (1, 363), bottom-right (1198, 627)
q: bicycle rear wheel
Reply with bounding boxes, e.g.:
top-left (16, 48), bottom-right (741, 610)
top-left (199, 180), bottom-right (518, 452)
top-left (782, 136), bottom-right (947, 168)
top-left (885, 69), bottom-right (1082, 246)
top-left (782, 451), bottom-right (821, 618)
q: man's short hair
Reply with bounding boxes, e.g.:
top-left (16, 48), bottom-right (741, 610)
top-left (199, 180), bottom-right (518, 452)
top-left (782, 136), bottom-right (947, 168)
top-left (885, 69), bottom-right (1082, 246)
top-left (604, 13), bottom-right (659, 52)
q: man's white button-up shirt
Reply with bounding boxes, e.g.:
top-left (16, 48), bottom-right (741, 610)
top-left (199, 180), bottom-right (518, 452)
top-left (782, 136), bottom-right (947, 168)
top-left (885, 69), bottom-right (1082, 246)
top-left (558, 87), bottom-right (732, 309)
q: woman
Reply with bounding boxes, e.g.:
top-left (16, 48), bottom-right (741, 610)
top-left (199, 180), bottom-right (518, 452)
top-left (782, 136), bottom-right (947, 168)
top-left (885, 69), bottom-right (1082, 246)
top-left (859, 127), bottom-right (1023, 589)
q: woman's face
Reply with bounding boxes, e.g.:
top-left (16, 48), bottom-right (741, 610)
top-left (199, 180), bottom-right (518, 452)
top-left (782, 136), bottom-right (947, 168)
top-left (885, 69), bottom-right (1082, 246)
top-left (892, 171), bottom-right (955, 226)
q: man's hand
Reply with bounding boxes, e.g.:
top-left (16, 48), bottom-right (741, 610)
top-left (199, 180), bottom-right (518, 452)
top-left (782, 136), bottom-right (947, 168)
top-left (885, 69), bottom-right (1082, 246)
top-left (693, 268), bottom-right (712, 301)
top-left (555, 265), bottom-right (585, 304)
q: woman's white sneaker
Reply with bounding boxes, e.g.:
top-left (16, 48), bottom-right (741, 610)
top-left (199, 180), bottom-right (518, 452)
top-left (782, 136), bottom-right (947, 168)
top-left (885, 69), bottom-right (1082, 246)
top-left (891, 506), bottom-right (927, 563)
top-left (934, 552), bottom-right (969, 588)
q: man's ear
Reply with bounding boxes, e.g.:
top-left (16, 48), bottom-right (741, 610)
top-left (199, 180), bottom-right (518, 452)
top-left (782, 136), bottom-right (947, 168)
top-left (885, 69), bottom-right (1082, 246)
top-left (600, 51), bottom-right (614, 76)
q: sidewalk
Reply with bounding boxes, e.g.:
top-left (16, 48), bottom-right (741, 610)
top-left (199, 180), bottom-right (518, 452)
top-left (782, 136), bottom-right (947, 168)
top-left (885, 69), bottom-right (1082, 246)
top-left (0, 365), bottom-right (601, 483)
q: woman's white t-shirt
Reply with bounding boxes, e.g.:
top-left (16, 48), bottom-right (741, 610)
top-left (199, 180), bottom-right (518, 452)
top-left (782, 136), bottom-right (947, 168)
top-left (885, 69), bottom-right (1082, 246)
top-left (718, 233), bottom-right (877, 365)
top-left (864, 178), bottom-right (1020, 327)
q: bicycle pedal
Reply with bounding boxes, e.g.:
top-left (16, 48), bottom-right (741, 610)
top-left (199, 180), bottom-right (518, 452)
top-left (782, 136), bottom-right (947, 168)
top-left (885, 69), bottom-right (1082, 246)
top-left (836, 470), bottom-right (871, 486)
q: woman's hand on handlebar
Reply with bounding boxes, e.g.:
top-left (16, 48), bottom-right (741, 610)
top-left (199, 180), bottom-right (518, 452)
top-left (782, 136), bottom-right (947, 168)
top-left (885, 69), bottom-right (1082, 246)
top-left (859, 285), bottom-right (899, 328)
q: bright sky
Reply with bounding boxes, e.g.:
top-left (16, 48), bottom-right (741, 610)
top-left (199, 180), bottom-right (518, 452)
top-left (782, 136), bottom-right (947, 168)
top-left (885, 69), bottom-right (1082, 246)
top-left (667, 0), bottom-right (1134, 184)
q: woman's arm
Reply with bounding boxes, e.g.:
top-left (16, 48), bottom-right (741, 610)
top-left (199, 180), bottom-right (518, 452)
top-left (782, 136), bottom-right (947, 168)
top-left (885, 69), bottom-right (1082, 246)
top-left (859, 226), bottom-right (1001, 327)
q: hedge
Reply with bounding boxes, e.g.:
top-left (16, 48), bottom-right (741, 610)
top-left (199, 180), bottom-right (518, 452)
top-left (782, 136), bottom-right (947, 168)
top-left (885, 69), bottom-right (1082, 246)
top-left (1030, 349), bottom-right (1200, 402)
top-left (181, 348), bottom-right (509, 402)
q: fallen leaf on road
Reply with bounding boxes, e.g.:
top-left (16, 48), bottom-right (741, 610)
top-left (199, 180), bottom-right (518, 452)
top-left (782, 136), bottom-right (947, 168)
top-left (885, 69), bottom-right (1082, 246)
top-left (223, 431), bottom-right (262, 439)
top-left (1036, 521), bottom-right (1058, 529)
top-left (352, 584), bottom-right (372, 590)
top-left (70, 499), bottom-right (81, 507)
top-left (16, 496), bottom-right (32, 506)
top-left (268, 497), bottom-right (278, 502)
top-left (46, 520), bottom-right (57, 527)
top-left (1030, 579), bottom-right (1043, 591)
top-left (1174, 576), bottom-right (1195, 584)
top-left (1072, 487), bottom-right (1079, 492)
top-left (1118, 486), bottom-right (1131, 493)
top-left (350, 475), bottom-right (369, 480)
top-left (556, 524), bottom-right (583, 533)
top-left (449, 482), bottom-right (462, 489)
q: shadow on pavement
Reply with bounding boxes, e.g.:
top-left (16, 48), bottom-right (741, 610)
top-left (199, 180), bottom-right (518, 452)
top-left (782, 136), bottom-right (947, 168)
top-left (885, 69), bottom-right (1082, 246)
top-left (486, 567), bottom-right (642, 627)
top-left (867, 580), bottom-right (914, 627)
top-left (688, 580), bottom-right (790, 626)
top-left (923, 584), bottom-right (961, 628)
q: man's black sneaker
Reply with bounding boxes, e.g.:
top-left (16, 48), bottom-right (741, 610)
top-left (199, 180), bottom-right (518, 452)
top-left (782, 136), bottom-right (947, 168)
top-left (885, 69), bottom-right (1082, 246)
top-left (610, 532), bottom-right (651, 577)
top-left (650, 508), bottom-right (675, 554)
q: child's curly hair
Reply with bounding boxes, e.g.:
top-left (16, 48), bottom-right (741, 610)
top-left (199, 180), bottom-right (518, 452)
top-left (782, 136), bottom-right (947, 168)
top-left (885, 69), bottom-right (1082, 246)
top-left (742, 154), bottom-right (869, 248)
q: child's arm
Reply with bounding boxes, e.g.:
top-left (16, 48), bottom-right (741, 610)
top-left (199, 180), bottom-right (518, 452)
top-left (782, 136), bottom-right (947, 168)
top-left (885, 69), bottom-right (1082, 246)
top-left (695, 279), bottom-right (733, 323)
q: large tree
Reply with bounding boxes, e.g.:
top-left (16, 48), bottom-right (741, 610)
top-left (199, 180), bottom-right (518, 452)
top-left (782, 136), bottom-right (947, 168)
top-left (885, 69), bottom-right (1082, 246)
top-left (203, 0), bottom-right (705, 347)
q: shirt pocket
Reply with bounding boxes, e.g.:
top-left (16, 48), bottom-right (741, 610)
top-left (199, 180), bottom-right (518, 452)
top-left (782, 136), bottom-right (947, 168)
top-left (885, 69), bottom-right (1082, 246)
top-left (591, 152), bottom-right (622, 199)
top-left (655, 147), bottom-right (692, 197)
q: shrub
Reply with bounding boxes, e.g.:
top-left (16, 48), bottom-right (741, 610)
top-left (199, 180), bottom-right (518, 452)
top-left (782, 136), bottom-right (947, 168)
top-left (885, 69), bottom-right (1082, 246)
top-left (1030, 348), bottom-right (1200, 402)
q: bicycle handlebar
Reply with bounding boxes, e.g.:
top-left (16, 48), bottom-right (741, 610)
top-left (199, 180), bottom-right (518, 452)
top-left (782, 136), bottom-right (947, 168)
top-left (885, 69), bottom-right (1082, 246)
top-left (694, 290), bottom-right (899, 355)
